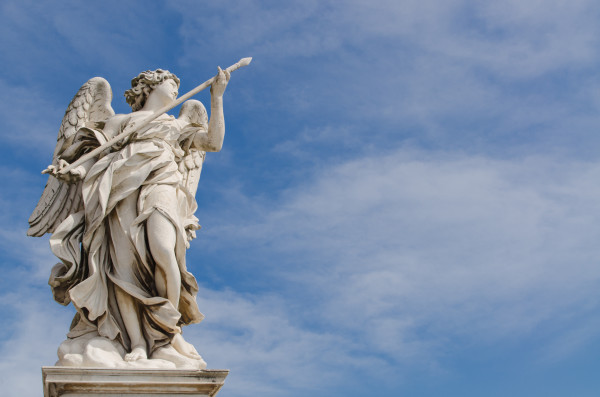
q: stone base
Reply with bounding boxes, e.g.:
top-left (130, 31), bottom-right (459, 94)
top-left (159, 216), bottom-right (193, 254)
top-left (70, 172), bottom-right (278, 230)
top-left (42, 366), bottom-right (229, 396)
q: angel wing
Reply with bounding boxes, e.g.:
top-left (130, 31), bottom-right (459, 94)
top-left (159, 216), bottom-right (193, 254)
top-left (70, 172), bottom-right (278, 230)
top-left (28, 77), bottom-right (115, 237)
top-left (178, 100), bottom-right (208, 197)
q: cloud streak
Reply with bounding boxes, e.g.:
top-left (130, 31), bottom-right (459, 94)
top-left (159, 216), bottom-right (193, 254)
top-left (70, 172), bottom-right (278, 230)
top-left (170, 0), bottom-right (600, 160)
top-left (198, 149), bottom-right (600, 370)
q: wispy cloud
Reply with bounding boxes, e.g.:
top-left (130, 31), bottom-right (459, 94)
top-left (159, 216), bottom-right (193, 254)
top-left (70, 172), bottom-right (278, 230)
top-left (196, 149), bottom-right (600, 370)
top-left (0, 289), bottom-right (74, 396)
top-left (0, 79), bottom-right (62, 158)
top-left (169, 0), bottom-right (600, 159)
top-left (185, 287), bottom-right (371, 395)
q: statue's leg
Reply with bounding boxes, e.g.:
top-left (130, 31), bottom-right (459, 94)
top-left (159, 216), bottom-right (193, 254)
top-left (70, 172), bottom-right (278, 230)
top-left (117, 286), bottom-right (148, 361)
top-left (111, 193), bottom-right (148, 361)
top-left (145, 187), bottom-right (201, 360)
top-left (147, 211), bottom-right (181, 308)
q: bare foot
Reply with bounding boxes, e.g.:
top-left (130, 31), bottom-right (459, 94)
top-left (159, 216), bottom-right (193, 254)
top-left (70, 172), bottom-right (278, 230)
top-left (124, 345), bottom-right (147, 361)
top-left (171, 333), bottom-right (202, 360)
top-left (152, 345), bottom-right (207, 369)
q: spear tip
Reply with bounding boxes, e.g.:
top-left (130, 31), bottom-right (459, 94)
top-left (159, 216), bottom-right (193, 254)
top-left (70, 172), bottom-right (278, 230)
top-left (239, 57), bottom-right (253, 67)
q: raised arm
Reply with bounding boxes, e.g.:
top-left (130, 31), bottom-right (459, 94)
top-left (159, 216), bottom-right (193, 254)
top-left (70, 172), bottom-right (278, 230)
top-left (193, 67), bottom-right (230, 152)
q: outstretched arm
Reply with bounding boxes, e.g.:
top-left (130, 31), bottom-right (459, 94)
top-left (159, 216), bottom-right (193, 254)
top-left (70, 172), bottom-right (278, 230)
top-left (193, 67), bottom-right (230, 152)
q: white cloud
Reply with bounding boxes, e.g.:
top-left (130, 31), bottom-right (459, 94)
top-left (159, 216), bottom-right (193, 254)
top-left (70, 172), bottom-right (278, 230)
top-left (331, 0), bottom-right (600, 78)
top-left (171, 0), bottom-right (600, 76)
top-left (0, 291), bottom-right (73, 396)
top-left (200, 149), bottom-right (600, 368)
top-left (185, 287), bottom-right (369, 396)
top-left (166, 0), bottom-right (600, 159)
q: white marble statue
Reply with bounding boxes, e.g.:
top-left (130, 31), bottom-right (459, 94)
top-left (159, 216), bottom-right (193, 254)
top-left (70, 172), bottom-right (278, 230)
top-left (28, 62), bottom-right (247, 369)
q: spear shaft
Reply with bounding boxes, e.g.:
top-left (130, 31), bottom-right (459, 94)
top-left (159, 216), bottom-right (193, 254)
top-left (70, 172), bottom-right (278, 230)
top-left (58, 57), bottom-right (252, 175)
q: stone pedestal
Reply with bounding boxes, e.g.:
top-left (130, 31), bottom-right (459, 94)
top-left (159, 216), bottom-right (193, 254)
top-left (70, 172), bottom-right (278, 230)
top-left (42, 367), bottom-right (229, 397)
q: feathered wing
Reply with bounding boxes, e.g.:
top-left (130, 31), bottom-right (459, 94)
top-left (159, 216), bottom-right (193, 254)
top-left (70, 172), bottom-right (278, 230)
top-left (28, 77), bottom-right (115, 237)
top-left (178, 100), bottom-right (208, 197)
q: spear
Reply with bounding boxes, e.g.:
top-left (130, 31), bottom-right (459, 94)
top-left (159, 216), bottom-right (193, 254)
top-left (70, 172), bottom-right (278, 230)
top-left (55, 57), bottom-right (252, 175)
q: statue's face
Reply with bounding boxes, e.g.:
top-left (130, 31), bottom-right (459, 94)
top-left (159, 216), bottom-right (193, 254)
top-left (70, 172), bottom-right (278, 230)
top-left (149, 78), bottom-right (179, 105)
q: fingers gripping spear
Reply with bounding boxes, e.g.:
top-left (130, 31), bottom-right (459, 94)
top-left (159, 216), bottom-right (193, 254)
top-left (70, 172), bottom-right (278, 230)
top-left (51, 57), bottom-right (252, 176)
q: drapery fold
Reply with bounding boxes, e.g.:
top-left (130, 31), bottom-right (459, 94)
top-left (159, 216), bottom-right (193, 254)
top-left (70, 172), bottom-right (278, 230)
top-left (49, 115), bottom-right (203, 353)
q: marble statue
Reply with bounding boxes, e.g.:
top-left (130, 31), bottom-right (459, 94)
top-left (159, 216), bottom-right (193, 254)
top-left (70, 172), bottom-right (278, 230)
top-left (28, 59), bottom-right (250, 370)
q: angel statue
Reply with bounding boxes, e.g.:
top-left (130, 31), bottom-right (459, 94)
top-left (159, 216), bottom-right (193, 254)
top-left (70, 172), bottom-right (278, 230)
top-left (28, 60), bottom-right (249, 369)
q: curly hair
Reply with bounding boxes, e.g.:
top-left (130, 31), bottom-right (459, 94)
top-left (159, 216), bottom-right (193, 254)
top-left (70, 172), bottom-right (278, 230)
top-left (124, 69), bottom-right (180, 111)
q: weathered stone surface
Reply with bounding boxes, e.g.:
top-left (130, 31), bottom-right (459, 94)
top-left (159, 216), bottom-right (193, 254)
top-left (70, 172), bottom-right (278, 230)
top-left (42, 367), bottom-right (228, 397)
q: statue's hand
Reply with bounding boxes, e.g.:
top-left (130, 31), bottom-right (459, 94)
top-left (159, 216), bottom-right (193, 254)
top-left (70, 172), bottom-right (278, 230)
top-left (210, 66), bottom-right (230, 97)
top-left (42, 159), bottom-right (87, 183)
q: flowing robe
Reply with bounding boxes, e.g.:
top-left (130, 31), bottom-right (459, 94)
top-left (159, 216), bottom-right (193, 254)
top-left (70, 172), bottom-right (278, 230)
top-left (48, 114), bottom-right (204, 353)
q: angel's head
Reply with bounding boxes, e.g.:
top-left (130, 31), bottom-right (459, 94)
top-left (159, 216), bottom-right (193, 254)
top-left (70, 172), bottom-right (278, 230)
top-left (125, 69), bottom-right (180, 111)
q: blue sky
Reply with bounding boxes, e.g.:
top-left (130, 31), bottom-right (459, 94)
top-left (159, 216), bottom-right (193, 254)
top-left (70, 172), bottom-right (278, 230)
top-left (1, 0), bottom-right (600, 396)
